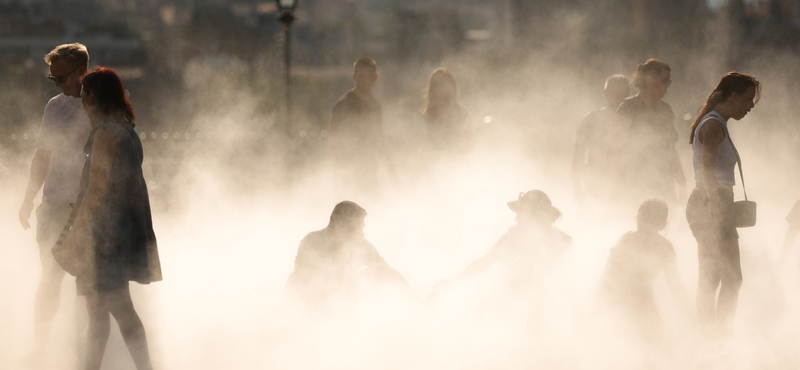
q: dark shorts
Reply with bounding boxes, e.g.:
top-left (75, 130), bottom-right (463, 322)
top-left (686, 186), bottom-right (738, 243)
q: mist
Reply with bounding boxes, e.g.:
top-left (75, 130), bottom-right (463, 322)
top-left (3, 0), bottom-right (800, 369)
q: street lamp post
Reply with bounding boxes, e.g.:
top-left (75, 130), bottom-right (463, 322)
top-left (276, 0), bottom-right (297, 136)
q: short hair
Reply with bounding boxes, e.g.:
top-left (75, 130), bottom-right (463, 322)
top-left (44, 43), bottom-right (89, 69)
top-left (632, 59), bottom-right (670, 89)
top-left (637, 199), bottom-right (668, 228)
top-left (604, 74), bottom-right (629, 91)
top-left (329, 201), bottom-right (367, 226)
top-left (353, 57), bottom-right (377, 74)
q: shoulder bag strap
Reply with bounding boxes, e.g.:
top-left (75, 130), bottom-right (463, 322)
top-left (712, 113), bottom-right (748, 201)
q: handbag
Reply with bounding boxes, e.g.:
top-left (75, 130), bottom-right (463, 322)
top-left (719, 114), bottom-right (757, 228)
top-left (51, 204), bottom-right (90, 277)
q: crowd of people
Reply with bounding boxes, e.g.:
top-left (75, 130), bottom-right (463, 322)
top-left (15, 42), bottom-right (798, 369)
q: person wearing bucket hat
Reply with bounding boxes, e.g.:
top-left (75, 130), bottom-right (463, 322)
top-left (428, 190), bottom-right (572, 300)
top-left (506, 190), bottom-right (563, 223)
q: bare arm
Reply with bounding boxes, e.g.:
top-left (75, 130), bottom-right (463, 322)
top-left (671, 145), bottom-right (687, 200)
top-left (19, 148), bottom-right (52, 229)
top-left (698, 119), bottom-right (727, 214)
top-left (433, 240), bottom-right (505, 292)
top-left (377, 264), bottom-right (420, 302)
top-left (779, 224), bottom-right (800, 265)
top-left (64, 129), bottom-right (118, 240)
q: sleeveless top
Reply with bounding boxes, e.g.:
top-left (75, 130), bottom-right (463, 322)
top-left (76, 120), bottom-right (162, 292)
top-left (692, 111), bottom-right (736, 186)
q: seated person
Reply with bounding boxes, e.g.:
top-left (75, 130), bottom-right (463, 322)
top-left (430, 190), bottom-right (572, 299)
top-left (284, 201), bottom-right (418, 316)
top-left (596, 199), bottom-right (688, 342)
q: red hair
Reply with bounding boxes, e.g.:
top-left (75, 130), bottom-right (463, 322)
top-left (81, 67), bottom-right (135, 123)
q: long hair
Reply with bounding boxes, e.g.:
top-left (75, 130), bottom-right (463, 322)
top-left (81, 67), bottom-right (135, 123)
top-left (423, 67), bottom-right (459, 117)
top-left (689, 72), bottom-right (760, 144)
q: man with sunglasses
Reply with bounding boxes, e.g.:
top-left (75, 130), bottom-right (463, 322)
top-left (18, 43), bottom-right (92, 360)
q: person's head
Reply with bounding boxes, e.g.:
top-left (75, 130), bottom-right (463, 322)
top-left (80, 67), bottom-right (135, 124)
top-left (603, 74), bottom-right (630, 110)
top-left (507, 190), bottom-right (562, 225)
top-left (636, 199), bottom-right (668, 232)
top-left (44, 43), bottom-right (90, 98)
top-left (353, 57), bottom-right (377, 93)
top-left (424, 68), bottom-right (459, 114)
top-left (689, 72), bottom-right (761, 143)
top-left (632, 59), bottom-right (671, 100)
top-left (328, 201), bottom-right (367, 240)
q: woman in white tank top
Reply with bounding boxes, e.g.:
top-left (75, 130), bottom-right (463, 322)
top-left (686, 72), bottom-right (760, 340)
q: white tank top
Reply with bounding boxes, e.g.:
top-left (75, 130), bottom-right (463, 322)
top-left (692, 111), bottom-right (737, 186)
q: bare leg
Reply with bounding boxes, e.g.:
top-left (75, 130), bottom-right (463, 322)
top-left (84, 293), bottom-right (111, 370)
top-left (33, 247), bottom-right (67, 352)
top-left (108, 288), bottom-right (153, 370)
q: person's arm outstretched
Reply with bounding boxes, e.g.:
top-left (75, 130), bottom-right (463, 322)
top-left (427, 236), bottom-right (506, 300)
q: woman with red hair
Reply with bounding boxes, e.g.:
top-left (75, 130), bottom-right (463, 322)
top-left (56, 67), bottom-right (161, 370)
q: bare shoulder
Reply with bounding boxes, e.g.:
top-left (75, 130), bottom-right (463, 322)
top-left (698, 116), bottom-right (725, 144)
top-left (93, 126), bottom-right (118, 143)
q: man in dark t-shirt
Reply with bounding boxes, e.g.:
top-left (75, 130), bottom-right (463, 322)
top-left (284, 201), bottom-right (418, 316)
top-left (572, 75), bottom-right (630, 204)
top-left (330, 57), bottom-right (394, 187)
top-left (611, 59), bottom-right (686, 206)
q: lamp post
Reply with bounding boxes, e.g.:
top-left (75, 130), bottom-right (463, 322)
top-left (276, 0), bottom-right (297, 136)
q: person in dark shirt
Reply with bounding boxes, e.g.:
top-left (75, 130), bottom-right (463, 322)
top-left (596, 199), bottom-right (688, 344)
top-left (284, 201), bottom-right (418, 316)
top-left (613, 59), bottom-right (686, 205)
top-left (423, 67), bottom-right (470, 154)
top-left (572, 74), bottom-right (630, 204)
top-left (329, 58), bottom-right (395, 188)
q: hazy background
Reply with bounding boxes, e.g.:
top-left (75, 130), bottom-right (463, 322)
top-left (3, 0), bottom-right (800, 369)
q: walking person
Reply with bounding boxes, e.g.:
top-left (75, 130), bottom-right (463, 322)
top-left (329, 57), bottom-right (396, 189)
top-left (18, 43), bottom-right (92, 362)
top-left (56, 67), bottom-right (162, 370)
top-left (284, 201), bottom-right (419, 318)
top-left (686, 72), bottom-right (760, 339)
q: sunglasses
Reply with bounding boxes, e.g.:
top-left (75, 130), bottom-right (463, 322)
top-left (47, 65), bottom-right (81, 84)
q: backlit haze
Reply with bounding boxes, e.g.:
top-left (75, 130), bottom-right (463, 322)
top-left (2, 0), bottom-right (800, 369)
